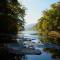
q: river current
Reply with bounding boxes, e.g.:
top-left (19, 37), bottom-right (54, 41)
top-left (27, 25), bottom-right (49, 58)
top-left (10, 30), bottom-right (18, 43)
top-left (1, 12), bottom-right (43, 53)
top-left (18, 31), bottom-right (52, 60)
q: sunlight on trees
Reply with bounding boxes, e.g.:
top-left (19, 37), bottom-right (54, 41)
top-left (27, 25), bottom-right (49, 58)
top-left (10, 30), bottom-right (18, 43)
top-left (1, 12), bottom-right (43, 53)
top-left (36, 2), bottom-right (60, 45)
top-left (35, 2), bottom-right (60, 59)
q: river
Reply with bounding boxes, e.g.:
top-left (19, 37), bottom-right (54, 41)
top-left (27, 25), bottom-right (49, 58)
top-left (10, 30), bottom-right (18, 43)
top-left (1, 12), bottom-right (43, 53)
top-left (18, 31), bottom-right (52, 60)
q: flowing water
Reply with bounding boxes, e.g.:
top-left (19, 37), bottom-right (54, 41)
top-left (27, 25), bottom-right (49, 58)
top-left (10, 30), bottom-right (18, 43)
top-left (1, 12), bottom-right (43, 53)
top-left (18, 31), bottom-right (52, 60)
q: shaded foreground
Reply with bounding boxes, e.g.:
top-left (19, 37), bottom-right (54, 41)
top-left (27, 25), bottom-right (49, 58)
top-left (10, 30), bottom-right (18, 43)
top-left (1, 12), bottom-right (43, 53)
top-left (0, 0), bottom-right (25, 60)
top-left (0, 42), bottom-right (41, 60)
top-left (5, 43), bottom-right (41, 55)
top-left (0, 46), bottom-right (24, 60)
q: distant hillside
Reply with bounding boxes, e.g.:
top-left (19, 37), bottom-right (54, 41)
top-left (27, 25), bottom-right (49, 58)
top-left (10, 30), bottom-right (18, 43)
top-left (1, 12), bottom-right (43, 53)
top-left (25, 23), bottom-right (36, 31)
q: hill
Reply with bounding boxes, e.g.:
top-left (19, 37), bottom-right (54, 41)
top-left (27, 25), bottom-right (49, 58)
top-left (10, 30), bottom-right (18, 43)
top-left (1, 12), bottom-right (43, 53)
top-left (25, 23), bottom-right (36, 31)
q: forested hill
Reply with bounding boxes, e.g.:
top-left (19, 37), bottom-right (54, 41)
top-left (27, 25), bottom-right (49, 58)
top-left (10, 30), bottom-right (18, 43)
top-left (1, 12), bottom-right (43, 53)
top-left (25, 23), bottom-right (37, 31)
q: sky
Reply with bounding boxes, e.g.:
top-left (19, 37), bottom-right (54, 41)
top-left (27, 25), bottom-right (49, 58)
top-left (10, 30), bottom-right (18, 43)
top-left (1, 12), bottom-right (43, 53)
top-left (18, 0), bottom-right (59, 25)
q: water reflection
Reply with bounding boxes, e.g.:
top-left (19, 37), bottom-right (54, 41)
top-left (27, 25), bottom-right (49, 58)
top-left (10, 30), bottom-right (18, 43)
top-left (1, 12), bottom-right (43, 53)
top-left (40, 34), bottom-right (60, 60)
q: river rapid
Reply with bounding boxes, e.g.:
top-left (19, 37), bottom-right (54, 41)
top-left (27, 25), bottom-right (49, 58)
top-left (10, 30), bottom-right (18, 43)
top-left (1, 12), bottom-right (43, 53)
top-left (18, 31), bottom-right (52, 60)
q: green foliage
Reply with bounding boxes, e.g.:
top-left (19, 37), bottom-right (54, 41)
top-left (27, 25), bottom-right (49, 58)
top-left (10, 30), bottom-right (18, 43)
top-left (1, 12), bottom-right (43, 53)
top-left (35, 2), bottom-right (60, 59)
top-left (0, 0), bottom-right (25, 43)
top-left (0, 0), bottom-right (25, 33)
top-left (36, 2), bottom-right (60, 44)
top-left (37, 2), bottom-right (60, 31)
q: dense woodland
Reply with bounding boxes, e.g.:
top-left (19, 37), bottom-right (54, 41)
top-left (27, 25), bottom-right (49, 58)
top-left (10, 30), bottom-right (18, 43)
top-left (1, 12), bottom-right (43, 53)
top-left (35, 2), bottom-right (60, 58)
top-left (36, 2), bottom-right (60, 45)
top-left (0, 0), bottom-right (25, 60)
top-left (0, 0), bottom-right (25, 43)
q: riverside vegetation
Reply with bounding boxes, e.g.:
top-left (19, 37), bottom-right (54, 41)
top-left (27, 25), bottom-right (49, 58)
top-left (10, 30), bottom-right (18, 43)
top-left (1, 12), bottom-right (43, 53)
top-left (0, 0), bottom-right (25, 60)
top-left (35, 2), bottom-right (60, 59)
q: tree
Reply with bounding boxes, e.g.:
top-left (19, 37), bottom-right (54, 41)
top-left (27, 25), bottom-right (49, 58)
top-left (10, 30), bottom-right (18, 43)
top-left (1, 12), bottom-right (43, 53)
top-left (0, 0), bottom-right (25, 43)
top-left (36, 2), bottom-right (60, 45)
top-left (36, 2), bottom-right (60, 58)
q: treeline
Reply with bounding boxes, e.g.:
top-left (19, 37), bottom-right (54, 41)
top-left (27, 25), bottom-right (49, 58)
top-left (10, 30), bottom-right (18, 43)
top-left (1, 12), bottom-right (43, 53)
top-left (0, 0), bottom-right (25, 59)
top-left (35, 2), bottom-right (60, 59)
top-left (36, 2), bottom-right (60, 45)
top-left (0, 0), bottom-right (25, 43)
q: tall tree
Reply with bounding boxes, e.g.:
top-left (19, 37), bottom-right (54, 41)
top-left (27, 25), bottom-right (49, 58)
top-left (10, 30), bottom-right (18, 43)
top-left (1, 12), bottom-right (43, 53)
top-left (0, 0), bottom-right (25, 43)
top-left (37, 2), bottom-right (60, 35)
top-left (36, 2), bottom-right (60, 58)
top-left (36, 2), bottom-right (60, 45)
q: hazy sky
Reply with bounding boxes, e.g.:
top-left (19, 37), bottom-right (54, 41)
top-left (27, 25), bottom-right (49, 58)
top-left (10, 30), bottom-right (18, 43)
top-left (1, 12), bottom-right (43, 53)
top-left (18, 0), bottom-right (58, 25)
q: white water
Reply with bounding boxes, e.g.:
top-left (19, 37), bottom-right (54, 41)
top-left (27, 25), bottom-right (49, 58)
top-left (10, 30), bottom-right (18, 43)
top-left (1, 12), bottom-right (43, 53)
top-left (18, 31), bottom-right (52, 60)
